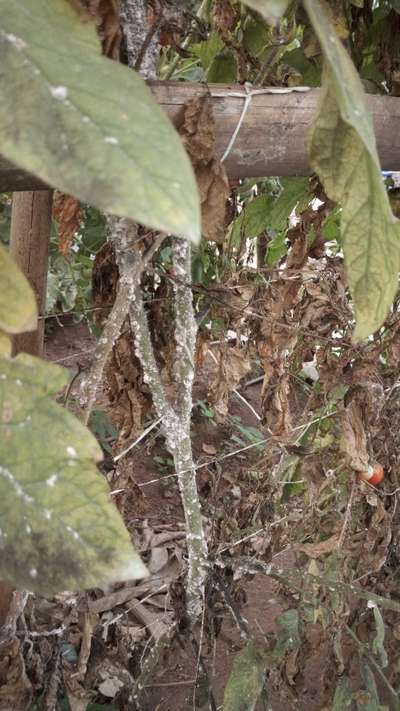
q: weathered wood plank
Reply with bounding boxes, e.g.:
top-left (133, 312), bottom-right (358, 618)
top-left (1, 83), bottom-right (400, 189)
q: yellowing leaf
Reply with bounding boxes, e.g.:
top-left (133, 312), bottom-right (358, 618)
top-left (303, 0), bottom-right (400, 338)
top-left (0, 244), bottom-right (37, 334)
top-left (0, 354), bottom-right (147, 592)
top-left (223, 641), bottom-right (268, 711)
top-left (0, 0), bottom-right (200, 242)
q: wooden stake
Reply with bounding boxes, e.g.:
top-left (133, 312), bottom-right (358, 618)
top-left (9, 190), bottom-right (53, 357)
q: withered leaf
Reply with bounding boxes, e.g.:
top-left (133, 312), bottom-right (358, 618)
top-left (295, 533), bottom-right (339, 558)
top-left (53, 191), bottom-right (82, 255)
top-left (197, 160), bottom-right (230, 243)
top-left (208, 346), bottom-right (251, 420)
top-left (341, 401), bottom-right (369, 472)
top-left (180, 95), bottom-right (229, 244)
top-left (180, 94), bottom-right (215, 163)
top-left (88, 0), bottom-right (122, 59)
top-left (202, 443), bottom-right (217, 455)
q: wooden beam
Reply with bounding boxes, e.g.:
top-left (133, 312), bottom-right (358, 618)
top-left (1, 84), bottom-right (400, 188)
top-left (9, 191), bottom-right (53, 357)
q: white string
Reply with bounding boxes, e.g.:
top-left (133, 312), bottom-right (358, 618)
top-left (211, 84), bottom-right (310, 163)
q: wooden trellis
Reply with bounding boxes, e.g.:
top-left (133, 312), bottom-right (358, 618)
top-left (3, 82), bottom-right (400, 356)
top-left (2, 83), bottom-right (400, 192)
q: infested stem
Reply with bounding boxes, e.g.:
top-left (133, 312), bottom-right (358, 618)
top-left (79, 218), bottom-right (164, 424)
top-left (170, 437), bottom-right (208, 621)
top-left (130, 238), bottom-right (208, 621)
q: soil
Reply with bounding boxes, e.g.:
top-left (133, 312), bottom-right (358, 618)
top-left (39, 319), bottom-right (334, 711)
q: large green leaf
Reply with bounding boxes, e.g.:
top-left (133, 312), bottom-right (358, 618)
top-left (0, 0), bottom-right (200, 242)
top-left (223, 641), bottom-right (268, 711)
top-left (308, 69), bottom-right (399, 339)
top-left (302, 0), bottom-right (400, 339)
top-left (0, 243), bottom-right (37, 335)
top-left (0, 353), bottom-right (147, 592)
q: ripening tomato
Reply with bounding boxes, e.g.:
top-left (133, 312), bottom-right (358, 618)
top-left (359, 463), bottom-right (384, 486)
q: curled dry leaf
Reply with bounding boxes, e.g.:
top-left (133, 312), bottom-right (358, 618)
top-left (202, 442), bottom-right (217, 455)
top-left (180, 94), bottom-right (229, 244)
top-left (148, 546), bottom-right (169, 574)
top-left (213, 0), bottom-right (239, 39)
top-left (341, 401), bottom-right (369, 473)
top-left (294, 533), bottom-right (340, 559)
top-left (88, 0), bottom-right (122, 59)
top-left (208, 346), bottom-right (251, 420)
top-left (52, 191), bottom-right (82, 256)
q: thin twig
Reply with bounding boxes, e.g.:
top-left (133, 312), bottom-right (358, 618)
top-left (114, 417), bottom-right (162, 463)
top-left (337, 479), bottom-right (356, 549)
top-left (345, 624), bottom-right (398, 701)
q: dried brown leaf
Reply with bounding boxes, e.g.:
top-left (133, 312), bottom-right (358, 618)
top-left (263, 373), bottom-right (292, 437)
top-left (130, 601), bottom-right (172, 642)
top-left (202, 442), bottom-right (217, 455)
top-left (341, 401), bottom-right (369, 472)
top-left (98, 677), bottom-right (124, 698)
top-left (197, 160), bottom-right (230, 243)
top-left (77, 610), bottom-right (97, 678)
top-left (180, 95), bottom-right (229, 244)
top-left (90, 587), bottom-right (143, 614)
top-left (148, 546), bottom-right (169, 574)
top-left (88, 0), bottom-right (122, 59)
top-left (214, 0), bottom-right (238, 38)
top-left (294, 533), bottom-right (339, 558)
top-left (180, 94), bottom-right (215, 164)
top-left (208, 346), bottom-right (251, 420)
top-left (52, 192), bottom-right (82, 256)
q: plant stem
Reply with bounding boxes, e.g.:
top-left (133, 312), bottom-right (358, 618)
top-left (79, 219), bottom-right (164, 424)
top-left (129, 238), bottom-right (208, 621)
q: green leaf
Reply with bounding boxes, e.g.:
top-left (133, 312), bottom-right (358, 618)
top-left (281, 47), bottom-right (321, 87)
top-left (0, 244), bottom-right (37, 334)
top-left (223, 641), bottom-right (268, 711)
top-left (0, 0), bottom-right (200, 242)
top-left (231, 178), bottom-right (308, 243)
top-left (372, 606), bottom-right (388, 668)
top-left (266, 231), bottom-right (287, 265)
top-left (240, 0), bottom-right (290, 24)
top-left (0, 353), bottom-right (147, 592)
top-left (192, 32), bottom-right (224, 70)
top-left (303, 0), bottom-right (400, 339)
top-left (268, 178), bottom-right (309, 230)
top-left (243, 18), bottom-right (270, 57)
top-left (333, 676), bottom-right (354, 710)
top-left (272, 609), bottom-right (301, 658)
top-left (207, 48), bottom-right (238, 83)
top-left (357, 664), bottom-right (380, 711)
